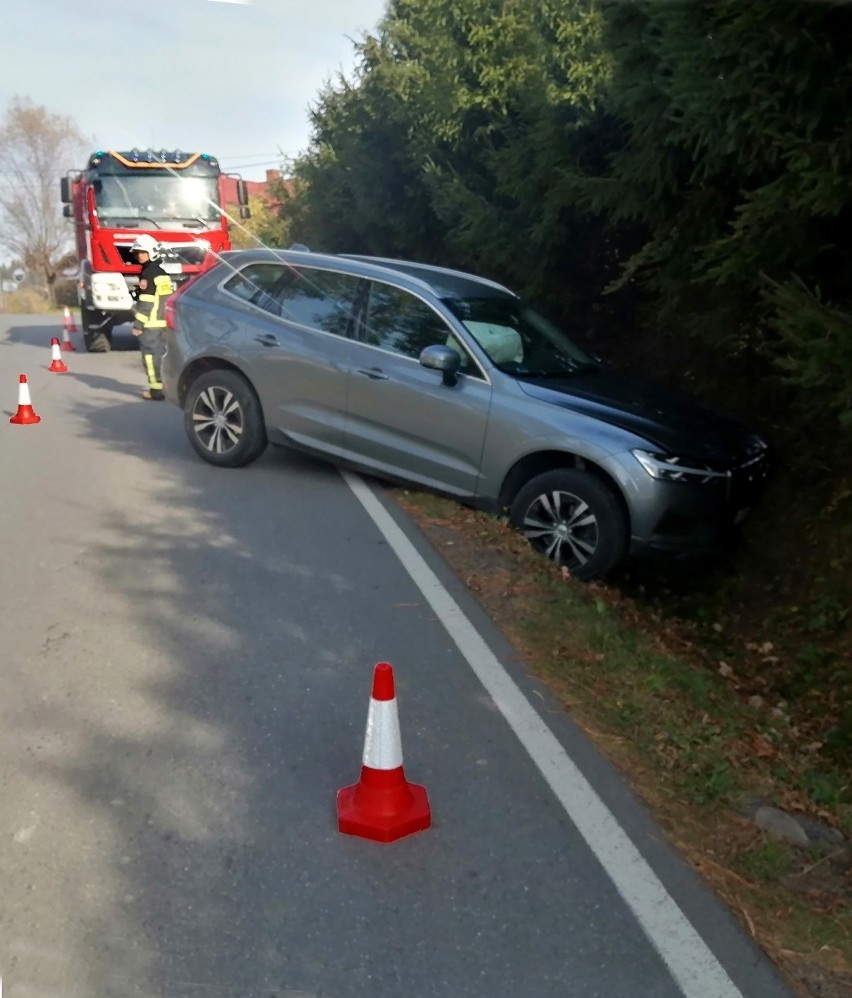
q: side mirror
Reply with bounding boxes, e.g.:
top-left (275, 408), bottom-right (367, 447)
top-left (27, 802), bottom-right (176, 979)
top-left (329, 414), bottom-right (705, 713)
top-left (239, 205), bottom-right (251, 220)
top-left (60, 177), bottom-right (72, 204)
top-left (63, 204), bottom-right (74, 218)
top-left (236, 179), bottom-right (249, 206)
top-left (420, 344), bottom-right (461, 387)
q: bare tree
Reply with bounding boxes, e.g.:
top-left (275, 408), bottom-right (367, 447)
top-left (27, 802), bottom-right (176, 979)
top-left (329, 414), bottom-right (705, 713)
top-left (0, 97), bottom-right (90, 307)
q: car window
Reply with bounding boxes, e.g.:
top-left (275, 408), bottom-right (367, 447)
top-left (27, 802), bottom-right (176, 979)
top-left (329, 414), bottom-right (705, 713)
top-left (223, 263), bottom-right (288, 316)
top-left (444, 295), bottom-right (598, 378)
top-left (362, 280), bottom-right (485, 379)
top-left (276, 267), bottom-right (364, 337)
top-left (462, 320), bottom-right (523, 365)
top-left (223, 263), bottom-right (363, 337)
top-left (442, 332), bottom-right (485, 380)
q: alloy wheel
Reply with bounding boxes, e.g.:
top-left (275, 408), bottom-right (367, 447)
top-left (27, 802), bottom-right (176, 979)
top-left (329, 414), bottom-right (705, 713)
top-left (191, 386), bottom-right (244, 455)
top-left (520, 489), bottom-right (599, 568)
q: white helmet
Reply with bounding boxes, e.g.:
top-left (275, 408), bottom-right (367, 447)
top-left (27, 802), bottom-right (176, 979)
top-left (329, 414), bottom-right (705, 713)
top-left (130, 234), bottom-right (162, 261)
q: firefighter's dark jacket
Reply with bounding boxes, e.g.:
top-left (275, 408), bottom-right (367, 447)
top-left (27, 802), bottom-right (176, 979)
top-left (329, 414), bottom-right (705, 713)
top-left (133, 260), bottom-right (174, 329)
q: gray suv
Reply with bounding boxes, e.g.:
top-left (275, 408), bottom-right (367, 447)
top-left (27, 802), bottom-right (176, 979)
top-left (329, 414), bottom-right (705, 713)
top-left (162, 249), bottom-right (769, 580)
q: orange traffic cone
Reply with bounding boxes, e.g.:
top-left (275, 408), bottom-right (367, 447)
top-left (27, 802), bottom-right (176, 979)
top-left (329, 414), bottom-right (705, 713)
top-left (60, 322), bottom-right (77, 352)
top-left (337, 662), bottom-right (431, 843)
top-left (48, 337), bottom-right (69, 373)
top-left (62, 305), bottom-right (79, 335)
top-left (9, 374), bottom-right (41, 425)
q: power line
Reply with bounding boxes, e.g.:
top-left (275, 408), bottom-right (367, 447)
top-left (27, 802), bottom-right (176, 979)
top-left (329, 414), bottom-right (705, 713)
top-left (218, 152), bottom-right (281, 161)
top-left (222, 161), bottom-right (284, 171)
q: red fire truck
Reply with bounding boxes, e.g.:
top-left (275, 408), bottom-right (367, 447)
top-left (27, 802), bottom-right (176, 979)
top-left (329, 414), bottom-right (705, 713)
top-left (60, 148), bottom-right (249, 352)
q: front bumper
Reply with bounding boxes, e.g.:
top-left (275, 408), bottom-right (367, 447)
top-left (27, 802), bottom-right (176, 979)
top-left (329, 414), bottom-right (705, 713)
top-left (621, 451), bottom-right (770, 558)
top-left (88, 272), bottom-right (136, 311)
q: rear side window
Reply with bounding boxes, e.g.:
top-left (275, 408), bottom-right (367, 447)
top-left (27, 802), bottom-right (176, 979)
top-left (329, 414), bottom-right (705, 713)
top-left (223, 263), bottom-right (286, 315)
top-left (222, 263), bottom-right (363, 339)
top-left (276, 268), bottom-right (364, 337)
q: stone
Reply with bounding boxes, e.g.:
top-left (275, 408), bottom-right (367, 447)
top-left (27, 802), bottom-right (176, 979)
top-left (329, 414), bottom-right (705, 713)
top-left (794, 814), bottom-right (848, 849)
top-left (754, 805), bottom-right (811, 847)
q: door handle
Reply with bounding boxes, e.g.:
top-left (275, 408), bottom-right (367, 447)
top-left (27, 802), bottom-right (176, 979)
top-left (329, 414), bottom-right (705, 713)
top-left (356, 367), bottom-right (388, 381)
top-left (255, 334), bottom-right (278, 347)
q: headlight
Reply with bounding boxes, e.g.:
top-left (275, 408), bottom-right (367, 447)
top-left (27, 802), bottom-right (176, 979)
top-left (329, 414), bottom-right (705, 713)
top-left (91, 274), bottom-right (127, 293)
top-left (632, 449), bottom-right (729, 484)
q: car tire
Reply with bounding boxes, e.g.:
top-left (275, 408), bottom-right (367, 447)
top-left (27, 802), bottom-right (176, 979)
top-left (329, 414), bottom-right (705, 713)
top-left (509, 468), bottom-right (628, 581)
top-left (183, 369), bottom-right (268, 468)
top-left (83, 331), bottom-right (111, 353)
top-left (81, 308), bottom-right (112, 353)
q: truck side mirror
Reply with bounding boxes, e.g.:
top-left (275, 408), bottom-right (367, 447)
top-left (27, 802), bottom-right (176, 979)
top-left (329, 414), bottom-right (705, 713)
top-left (63, 204), bottom-right (74, 218)
top-left (60, 177), bottom-right (72, 204)
top-left (239, 205), bottom-right (251, 220)
top-left (237, 180), bottom-right (249, 206)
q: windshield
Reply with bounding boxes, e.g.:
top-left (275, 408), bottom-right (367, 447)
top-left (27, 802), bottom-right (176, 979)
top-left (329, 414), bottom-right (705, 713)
top-left (444, 296), bottom-right (599, 378)
top-left (94, 174), bottom-right (222, 224)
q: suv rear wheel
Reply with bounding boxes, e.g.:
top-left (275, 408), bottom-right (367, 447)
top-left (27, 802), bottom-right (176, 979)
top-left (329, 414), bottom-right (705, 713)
top-left (183, 369), bottom-right (268, 468)
top-left (510, 469), bottom-right (628, 581)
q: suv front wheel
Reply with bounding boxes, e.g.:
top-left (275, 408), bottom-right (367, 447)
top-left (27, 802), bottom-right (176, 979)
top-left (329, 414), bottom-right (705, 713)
top-left (183, 369), bottom-right (268, 468)
top-left (510, 469), bottom-right (628, 581)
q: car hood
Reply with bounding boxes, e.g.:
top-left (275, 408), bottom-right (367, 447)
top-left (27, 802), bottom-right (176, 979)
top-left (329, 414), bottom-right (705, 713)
top-left (516, 368), bottom-right (762, 467)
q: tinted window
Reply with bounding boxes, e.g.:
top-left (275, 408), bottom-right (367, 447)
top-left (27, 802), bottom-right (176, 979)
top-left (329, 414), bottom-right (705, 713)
top-left (361, 282), bottom-right (451, 358)
top-left (444, 296), bottom-right (598, 377)
top-left (223, 263), bottom-right (287, 316)
top-left (277, 267), bottom-right (363, 338)
top-left (224, 263), bottom-right (363, 337)
top-left (359, 282), bottom-right (485, 380)
top-left (360, 281), bottom-right (483, 379)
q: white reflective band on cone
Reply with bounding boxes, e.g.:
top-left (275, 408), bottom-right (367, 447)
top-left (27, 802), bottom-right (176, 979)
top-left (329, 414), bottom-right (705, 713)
top-left (362, 697), bottom-right (404, 770)
top-left (51, 343), bottom-right (62, 360)
top-left (19, 382), bottom-right (32, 405)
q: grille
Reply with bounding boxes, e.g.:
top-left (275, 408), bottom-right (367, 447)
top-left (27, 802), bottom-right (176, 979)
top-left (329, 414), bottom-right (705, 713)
top-left (161, 244), bottom-right (208, 267)
top-left (114, 243), bottom-right (209, 267)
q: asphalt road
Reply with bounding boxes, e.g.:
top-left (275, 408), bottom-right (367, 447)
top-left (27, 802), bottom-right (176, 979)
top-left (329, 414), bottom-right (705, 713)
top-left (0, 315), bottom-right (794, 998)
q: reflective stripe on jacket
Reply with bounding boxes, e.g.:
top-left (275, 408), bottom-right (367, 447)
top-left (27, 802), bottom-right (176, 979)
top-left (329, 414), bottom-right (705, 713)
top-left (134, 273), bottom-right (175, 329)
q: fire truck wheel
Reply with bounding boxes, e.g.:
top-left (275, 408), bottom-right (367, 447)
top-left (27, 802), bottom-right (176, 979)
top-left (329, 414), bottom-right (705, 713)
top-left (80, 308), bottom-right (112, 352)
top-left (83, 330), bottom-right (111, 353)
top-left (183, 369), bottom-right (268, 468)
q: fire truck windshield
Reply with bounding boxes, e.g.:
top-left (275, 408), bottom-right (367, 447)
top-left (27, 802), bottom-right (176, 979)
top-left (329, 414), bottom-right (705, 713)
top-left (94, 175), bottom-right (222, 225)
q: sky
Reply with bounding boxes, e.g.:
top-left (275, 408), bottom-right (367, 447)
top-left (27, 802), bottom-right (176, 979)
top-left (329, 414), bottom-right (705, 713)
top-left (1, 0), bottom-right (389, 182)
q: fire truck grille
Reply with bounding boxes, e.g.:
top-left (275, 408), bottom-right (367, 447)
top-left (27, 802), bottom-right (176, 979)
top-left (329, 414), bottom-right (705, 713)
top-left (116, 244), bottom-right (209, 267)
top-left (161, 245), bottom-right (209, 267)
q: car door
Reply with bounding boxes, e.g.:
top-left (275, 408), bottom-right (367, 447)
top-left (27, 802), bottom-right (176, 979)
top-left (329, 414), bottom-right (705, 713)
top-left (342, 278), bottom-right (493, 497)
top-left (223, 262), bottom-right (363, 458)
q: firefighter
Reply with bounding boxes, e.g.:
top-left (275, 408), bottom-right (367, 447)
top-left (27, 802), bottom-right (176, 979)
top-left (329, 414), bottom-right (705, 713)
top-left (130, 234), bottom-right (174, 400)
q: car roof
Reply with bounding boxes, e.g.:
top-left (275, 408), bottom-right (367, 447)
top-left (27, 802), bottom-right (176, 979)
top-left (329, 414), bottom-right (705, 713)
top-left (214, 248), bottom-right (517, 301)
top-left (339, 254), bottom-right (516, 299)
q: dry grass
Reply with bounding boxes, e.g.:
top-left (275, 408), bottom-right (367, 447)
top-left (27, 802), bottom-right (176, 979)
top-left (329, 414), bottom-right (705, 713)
top-left (392, 487), bottom-right (852, 998)
top-left (0, 287), bottom-right (52, 313)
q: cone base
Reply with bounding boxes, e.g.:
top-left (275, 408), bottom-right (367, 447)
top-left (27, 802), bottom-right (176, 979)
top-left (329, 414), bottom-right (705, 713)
top-left (10, 406), bottom-right (41, 425)
top-left (48, 360), bottom-right (68, 373)
top-left (337, 779), bottom-right (431, 843)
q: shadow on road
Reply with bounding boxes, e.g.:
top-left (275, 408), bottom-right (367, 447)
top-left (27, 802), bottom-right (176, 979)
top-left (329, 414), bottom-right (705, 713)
top-left (30, 395), bottom-right (434, 997)
top-left (68, 371), bottom-right (142, 398)
top-left (6, 387), bottom-right (791, 998)
top-left (2, 320), bottom-right (139, 352)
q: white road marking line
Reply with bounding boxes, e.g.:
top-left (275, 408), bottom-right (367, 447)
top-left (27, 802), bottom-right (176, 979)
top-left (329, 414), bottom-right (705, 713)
top-left (343, 470), bottom-right (745, 998)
